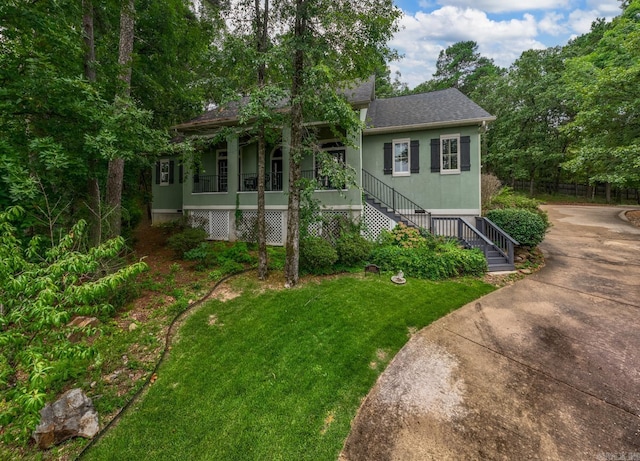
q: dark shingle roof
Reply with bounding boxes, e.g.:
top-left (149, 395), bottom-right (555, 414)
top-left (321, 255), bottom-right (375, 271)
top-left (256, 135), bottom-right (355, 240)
top-left (366, 88), bottom-right (494, 131)
top-left (174, 77), bottom-right (375, 131)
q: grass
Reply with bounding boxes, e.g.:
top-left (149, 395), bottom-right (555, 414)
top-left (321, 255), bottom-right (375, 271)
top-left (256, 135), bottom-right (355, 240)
top-left (83, 273), bottom-right (494, 461)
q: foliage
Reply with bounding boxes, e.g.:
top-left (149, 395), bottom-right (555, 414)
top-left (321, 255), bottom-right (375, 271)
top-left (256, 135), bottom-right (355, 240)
top-left (299, 236), bottom-right (338, 274)
top-left (0, 207), bottom-right (147, 444)
top-left (0, 0), bottom-right (222, 241)
top-left (184, 241), bottom-right (256, 271)
top-left (166, 227), bottom-right (208, 257)
top-left (485, 208), bottom-right (549, 248)
top-left (377, 223), bottom-right (430, 249)
top-left (413, 41), bottom-right (503, 96)
top-left (370, 242), bottom-right (487, 280)
top-left (336, 233), bottom-right (372, 266)
top-left (486, 187), bottom-right (550, 228)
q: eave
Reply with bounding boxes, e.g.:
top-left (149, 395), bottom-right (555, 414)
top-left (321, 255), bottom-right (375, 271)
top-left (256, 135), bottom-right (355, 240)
top-left (363, 116), bottom-right (496, 136)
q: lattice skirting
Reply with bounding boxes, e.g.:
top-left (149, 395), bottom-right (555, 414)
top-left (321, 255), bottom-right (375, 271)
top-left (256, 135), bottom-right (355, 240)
top-left (306, 210), bottom-right (353, 239)
top-left (189, 210), bottom-right (230, 241)
top-left (363, 202), bottom-right (395, 241)
top-left (236, 211), bottom-right (285, 246)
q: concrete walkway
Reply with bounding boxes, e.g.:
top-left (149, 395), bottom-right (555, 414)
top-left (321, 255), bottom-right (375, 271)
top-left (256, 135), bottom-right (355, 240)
top-left (342, 205), bottom-right (640, 460)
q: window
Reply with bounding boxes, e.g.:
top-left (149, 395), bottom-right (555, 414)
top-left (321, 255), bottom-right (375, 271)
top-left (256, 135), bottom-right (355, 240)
top-left (159, 159), bottom-right (171, 185)
top-left (441, 135), bottom-right (460, 173)
top-left (393, 139), bottom-right (410, 176)
top-left (217, 150), bottom-right (228, 192)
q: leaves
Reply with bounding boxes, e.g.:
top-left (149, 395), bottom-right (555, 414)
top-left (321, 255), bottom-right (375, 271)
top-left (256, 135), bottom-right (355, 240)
top-left (0, 207), bottom-right (148, 443)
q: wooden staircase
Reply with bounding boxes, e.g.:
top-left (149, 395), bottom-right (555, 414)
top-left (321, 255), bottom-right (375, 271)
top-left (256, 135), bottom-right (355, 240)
top-left (362, 169), bottom-right (517, 272)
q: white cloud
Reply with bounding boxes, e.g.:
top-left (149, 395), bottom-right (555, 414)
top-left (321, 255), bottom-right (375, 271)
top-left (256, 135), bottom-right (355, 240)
top-left (539, 12), bottom-right (567, 36)
top-left (391, 6), bottom-right (546, 87)
top-left (436, 0), bottom-right (571, 14)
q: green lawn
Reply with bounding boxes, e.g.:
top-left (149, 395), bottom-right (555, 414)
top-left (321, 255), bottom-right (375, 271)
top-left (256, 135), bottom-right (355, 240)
top-left (84, 274), bottom-right (494, 461)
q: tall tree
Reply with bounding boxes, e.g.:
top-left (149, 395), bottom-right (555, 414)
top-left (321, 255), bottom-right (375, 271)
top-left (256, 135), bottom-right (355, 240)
top-left (282, 0), bottom-right (401, 286)
top-left (562, 0), bottom-right (640, 196)
top-left (413, 41), bottom-right (501, 95)
top-left (105, 0), bottom-right (135, 239)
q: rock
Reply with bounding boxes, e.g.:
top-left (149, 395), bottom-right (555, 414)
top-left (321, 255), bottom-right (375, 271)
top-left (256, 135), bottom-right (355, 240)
top-left (519, 268), bottom-right (532, 275)
top-left (67, 316), bottom-right (100, 343)
top-left (32, 388), bottom-right (99, 449)
top-left (67, 316), bottom-right (100, 329)
top-left (128, 322), bottom-right (138, 332)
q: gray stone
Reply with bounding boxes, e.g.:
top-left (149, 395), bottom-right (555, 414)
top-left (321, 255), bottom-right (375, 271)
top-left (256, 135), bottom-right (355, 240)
top-left (33, 388), bottom-right (99, 449)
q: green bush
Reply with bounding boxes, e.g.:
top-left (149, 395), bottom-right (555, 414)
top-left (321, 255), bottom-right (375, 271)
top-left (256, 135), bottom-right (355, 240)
top-left (336, 233), bottom-right (372, 266)
top-left (220, 241), bottom-right (255, 265)
top-left (486, 208), bottom-right (548, 247)
top-left (369, 243), bottom-right (486, 280)
top-left (184, 242), bottom-right (219, 269)
top-left (300, 236), bottom-right (338, 274)
top-left (166, 227), bottom-right (208, 257)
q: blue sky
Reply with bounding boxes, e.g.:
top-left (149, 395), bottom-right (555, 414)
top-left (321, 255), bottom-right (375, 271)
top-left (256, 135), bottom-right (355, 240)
top-left (390, 0), bottom-right (623, 88)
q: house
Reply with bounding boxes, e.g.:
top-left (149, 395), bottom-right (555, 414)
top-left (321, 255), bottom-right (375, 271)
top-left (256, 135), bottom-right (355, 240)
top-left (152, 77), bottom-right (517, 270)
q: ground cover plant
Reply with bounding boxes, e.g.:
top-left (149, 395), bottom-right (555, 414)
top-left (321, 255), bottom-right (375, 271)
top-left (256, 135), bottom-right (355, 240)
top-left (83, 274), bottom-right (494, 460)
top-left (369, 224), bottom-right (487, 279)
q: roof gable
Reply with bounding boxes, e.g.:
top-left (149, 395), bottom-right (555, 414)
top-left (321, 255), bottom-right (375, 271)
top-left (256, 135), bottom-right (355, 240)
top-left (365, 88), bottom-right (494, 132)
top-left (174, 77), bottom-right (375, 132)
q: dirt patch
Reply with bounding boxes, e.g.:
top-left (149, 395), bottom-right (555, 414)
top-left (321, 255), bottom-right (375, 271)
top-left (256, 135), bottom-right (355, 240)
top-left (206, 284), bottom-right (241, 302)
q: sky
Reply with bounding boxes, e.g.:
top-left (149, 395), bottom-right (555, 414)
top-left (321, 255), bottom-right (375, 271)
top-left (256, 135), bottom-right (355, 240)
top-left (390, 0), bottom-right (623, 88)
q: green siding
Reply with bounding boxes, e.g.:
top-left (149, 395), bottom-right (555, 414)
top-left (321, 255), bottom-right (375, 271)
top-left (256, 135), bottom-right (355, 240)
top-left (362, 126), bottom-right (481, 214)
top-left (151, 157), bottom-right (183, 211)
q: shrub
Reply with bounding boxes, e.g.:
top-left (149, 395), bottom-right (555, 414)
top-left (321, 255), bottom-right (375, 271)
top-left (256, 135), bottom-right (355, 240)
top-left (378, 223), bottom-right (428, 248)
top-left (336, 233), bottom-right (372, 266)
top-left (184, 242), bottom-right (219, 269)
top-left (369, 243), bottom-right (486, 280)
top-left (300, 236), bottom-right (338, 274)
top-left (166, 227), bottom-right (207, 257)
top-left (220, 242), bottom-right (255, 265)
top-left (486, 208), bottom-right (548, 247)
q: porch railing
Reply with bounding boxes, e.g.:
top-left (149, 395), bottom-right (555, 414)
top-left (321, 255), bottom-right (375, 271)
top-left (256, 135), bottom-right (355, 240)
top-left (238, 172), bottom-right (283, 192)
top-left (362, 169), bottom-right (431, 231)
top-left (192, 174), bottom-right (227, 193)
top-left (475, 217), bottom-right (518, 266)
top-left (431, 217), bottom-right (494, 257)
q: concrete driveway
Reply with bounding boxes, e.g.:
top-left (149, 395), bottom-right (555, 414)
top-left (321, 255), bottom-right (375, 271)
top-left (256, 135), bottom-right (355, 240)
top-left (341, 205), bottom-right (640, 460)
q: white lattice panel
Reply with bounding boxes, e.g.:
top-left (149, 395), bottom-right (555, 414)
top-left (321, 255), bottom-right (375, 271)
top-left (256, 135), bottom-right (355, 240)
top-left (237, 211), bottom-right (284, 245)
top-left (209, 211), bottom-right (230, 240)
top-left (189, 210), bottom-right (229, 240)
top-left (363, 202), bottom-right (394, 241)
top-left (189, 210), bottom-right (210, 233)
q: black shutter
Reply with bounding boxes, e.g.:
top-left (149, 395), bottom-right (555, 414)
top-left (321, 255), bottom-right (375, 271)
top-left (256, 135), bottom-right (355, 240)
top-left (169, 160), bottom-right (175, 184)
top-left (155, 161), bottom-right (161, 184)
top-left (410, 140), bottom-right (420, 174)
top-left (460, 136), bottom-right (471, 171)
top-left (430, 138), bottom-right (440, 173)
top-left (383, 142), bottom-right (392, 175)
top-left (178, 163), bottom-right (183, 183)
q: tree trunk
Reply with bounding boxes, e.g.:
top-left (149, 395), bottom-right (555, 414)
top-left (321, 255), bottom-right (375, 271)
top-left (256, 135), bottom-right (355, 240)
top-left (605, 182), bottom-right (611, 203)
top-left (105, 0), bottom-right (135, 239)
top-left (284, 0), bottom-right (306, 288)
top-left (256, 0), bottom-right (268, 280)
top-left (82, 0), bottom-right (102, 247)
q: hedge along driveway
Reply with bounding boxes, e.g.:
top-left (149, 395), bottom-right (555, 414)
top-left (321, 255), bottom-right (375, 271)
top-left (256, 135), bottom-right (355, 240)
top-left (84, 274), bottom-right (494, 461)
